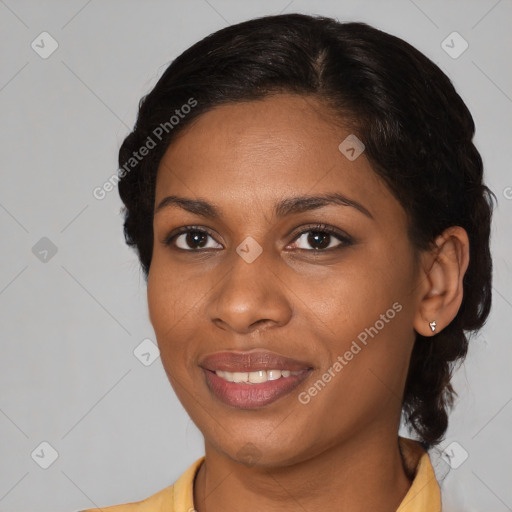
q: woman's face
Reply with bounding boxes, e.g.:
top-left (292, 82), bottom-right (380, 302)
top-left (148, 94), bottom-right (424, 466)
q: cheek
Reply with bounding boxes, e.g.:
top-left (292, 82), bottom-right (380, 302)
top-left (308, 241), bottom-right (417, 389)
top-left (147, 271), bottom-right (175, 339)
top-left (147, 263), bottom-right (195, 370)
top-left (305, 251), bottom-right (407, 340)
top-left (147, 248), bottom-right (200, 332)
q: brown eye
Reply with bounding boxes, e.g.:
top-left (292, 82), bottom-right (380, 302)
top-left (289, 225), bottom-right (352, 251)
top-left (166, 228), bottom-right (223, 250)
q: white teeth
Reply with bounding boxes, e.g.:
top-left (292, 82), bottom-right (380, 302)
top-left (232, 372), bottom-right (249, 383)
top-left (268, 370), bottom-right (281, 380)
top-left (249, 370), bottom-right (267, 383)
top-left (219, 371), bottom-right (233, 381)
top-left (215, 369), bottom-right (302, 383)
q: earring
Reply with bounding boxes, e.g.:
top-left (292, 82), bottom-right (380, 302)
top-left (429, 321), bottom-right (437, 333)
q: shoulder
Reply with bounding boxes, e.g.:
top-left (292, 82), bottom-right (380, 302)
top-left (78, 485), bottom-right (173, 512)
top-left (76, 456), bottom-right (205, 512)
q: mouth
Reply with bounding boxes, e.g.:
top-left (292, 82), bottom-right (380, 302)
top-left (214, 368), bottom-right (303, 383)
top-left (200, 350), bottom-right (313, 409)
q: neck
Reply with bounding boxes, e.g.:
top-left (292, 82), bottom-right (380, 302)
top-left (194, 428), bottom-right (412, 512)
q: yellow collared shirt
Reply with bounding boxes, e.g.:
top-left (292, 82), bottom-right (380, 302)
top-left (81, 437), bottom-right (441, 512)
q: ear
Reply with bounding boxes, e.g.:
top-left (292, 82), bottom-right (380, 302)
top-left (413, 226), bottom-right (470, 337)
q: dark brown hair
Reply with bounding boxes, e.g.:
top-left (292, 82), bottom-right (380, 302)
top-left (117, 13), bottom-right (494, 447)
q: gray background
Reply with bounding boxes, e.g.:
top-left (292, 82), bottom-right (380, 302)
top-left (1, 0), bottom-right (511, 511)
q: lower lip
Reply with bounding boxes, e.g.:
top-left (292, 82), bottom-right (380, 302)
top-left (203, 369), bottom-right (312, 409)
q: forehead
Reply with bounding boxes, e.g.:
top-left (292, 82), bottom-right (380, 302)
top-left (154, 94), bottom-right (401, 225)
top-left (160, 94), bottom-right (344, 169)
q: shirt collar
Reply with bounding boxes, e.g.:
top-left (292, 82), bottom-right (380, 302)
top-left (174, 437), bottom-right (441, 511)
top-left (397, 436), bottom-right (442, 511)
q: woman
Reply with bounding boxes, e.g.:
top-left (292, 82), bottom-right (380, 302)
top-left (83, 13), bottom-right (494, 512)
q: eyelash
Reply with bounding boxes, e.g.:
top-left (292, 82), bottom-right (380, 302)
top-left (163, 223), bottom-right (353, 252)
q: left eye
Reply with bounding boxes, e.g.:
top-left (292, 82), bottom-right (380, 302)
top-left (289, 227), bottom-right (351, 251)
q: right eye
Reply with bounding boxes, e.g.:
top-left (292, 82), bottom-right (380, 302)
top-left (164, 227), bottom-right (223, 251)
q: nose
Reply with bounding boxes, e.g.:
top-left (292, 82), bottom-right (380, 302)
top-left (207, 248), bottom-right (292, 335)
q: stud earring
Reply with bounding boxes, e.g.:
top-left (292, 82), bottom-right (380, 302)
top-left (429, 321), bottom-right (437, 333)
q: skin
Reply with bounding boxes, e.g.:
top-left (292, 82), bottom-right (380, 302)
top-left (147, 94), bottom-right (469, 512)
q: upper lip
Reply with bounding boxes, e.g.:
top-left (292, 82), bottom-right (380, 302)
top-left (200, 349), bottom-right (313, 373)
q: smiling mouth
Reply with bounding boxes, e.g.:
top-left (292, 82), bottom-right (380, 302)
top-left (214, 369), bottom-right (303, 383)
top-left (200, 348), bottom-right (312, 373)
top-left (199, 349), bottom-right (313, 408)
top-left (203, 368), bottom-right (312, 408)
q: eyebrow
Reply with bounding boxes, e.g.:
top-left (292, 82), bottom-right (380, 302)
top-left (154, 192), bottom-right (374, 220)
